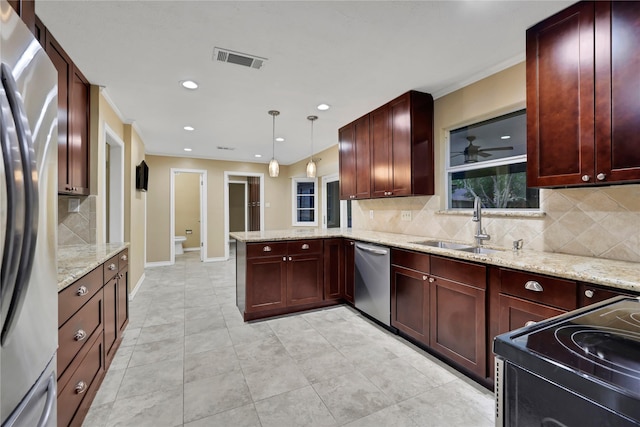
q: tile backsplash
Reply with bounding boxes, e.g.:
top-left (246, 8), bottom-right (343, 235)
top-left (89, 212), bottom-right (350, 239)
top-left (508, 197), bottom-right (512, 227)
top-left (352, 184), bottom-right (640, 263)
top-left (58, 195), bottom-right (96, 245)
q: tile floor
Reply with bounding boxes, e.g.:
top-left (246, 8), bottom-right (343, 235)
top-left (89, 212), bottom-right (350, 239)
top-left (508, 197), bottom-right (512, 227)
top-left (83, 251), bottom-right (494, 427)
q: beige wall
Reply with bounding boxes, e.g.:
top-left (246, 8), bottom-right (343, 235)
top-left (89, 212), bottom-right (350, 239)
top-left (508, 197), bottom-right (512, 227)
top-left (353, 62), bottom-right (640, 263)
top-left (175, 173), bottom-right (201, 249)
top-left (145, 156), bottom-right (293, 262)
top-left (124, 125), bottom-right (146, 293)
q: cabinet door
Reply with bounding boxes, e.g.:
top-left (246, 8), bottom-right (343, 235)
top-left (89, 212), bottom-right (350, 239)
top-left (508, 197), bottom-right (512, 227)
top-left (370, 104), bottom-right (391, 198)
top-left (526, 2), bottom-right (595, 187)
top-left (69, 67), bottom-right (90, 195)
top-left (339, 115), bottom-right (370, 200)
top-left (498, 294), bottom-right (565, 334)
top-left (595, 1), bottom-right (640, 183)
top-left (388, 94), bottom-right (412, 196)
top-left (323, 239), bottom-right (344, 300)
top-left (103, 278), bottom-right (118, 364)
top-left (245, 256), bottom-right (287, 312)
top-left (391, 265), bottom-right (429, 345)
top-left (578, 283), bottom-right (631, 308)
top-left (287, 254), bottom-right (323, 306)
top-left (343, 240), bottom-right (355, 304)
top-left (117, 265), bottom-right (129, 333)
top-left (430, 276), bottom-right (486, 377)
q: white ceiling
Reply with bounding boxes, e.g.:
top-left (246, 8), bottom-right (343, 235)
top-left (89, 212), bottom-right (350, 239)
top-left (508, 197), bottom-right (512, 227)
top-left (35, 0), bottom-right (572, 166)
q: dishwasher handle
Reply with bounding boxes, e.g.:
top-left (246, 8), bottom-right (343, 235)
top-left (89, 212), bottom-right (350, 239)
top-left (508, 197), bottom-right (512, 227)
top-left (355, 244), bottom-right (388, 256)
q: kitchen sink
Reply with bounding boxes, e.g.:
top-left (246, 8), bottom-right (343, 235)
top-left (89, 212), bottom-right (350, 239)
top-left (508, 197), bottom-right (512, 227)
top-left (457, 246), bottom-right (503, 254)
top-left (411, 240), bottom-right (473, 250)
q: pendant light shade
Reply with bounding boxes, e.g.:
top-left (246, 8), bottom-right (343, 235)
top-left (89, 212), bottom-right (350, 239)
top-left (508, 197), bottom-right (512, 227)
top-left (268, 110), bottom-right (280, 177)
top-left (306, 115), bottom-right (318, 178)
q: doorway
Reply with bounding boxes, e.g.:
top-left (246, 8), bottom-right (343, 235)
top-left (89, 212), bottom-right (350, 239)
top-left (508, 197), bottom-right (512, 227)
top-left (322, 173), bottom-right (350, 229)
top-left (224, 171), bottom-right (264, 260)
top-left (103, 125), bottom-right (124, 243)
top-left (171, 168), bottom-right (207, 263)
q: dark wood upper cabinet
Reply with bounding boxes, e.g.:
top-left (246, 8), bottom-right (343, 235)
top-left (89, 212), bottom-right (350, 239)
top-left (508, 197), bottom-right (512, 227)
top-left (527, 1), bottom-right (640, 187)
top-left (340, 90), bottom-right (434, 199)
top-left (8, 0), bottom-right (35, 35)
top-left (39, 21), bottom-right (91, 195)
top-left (339, 115), bottom-right (371, 200)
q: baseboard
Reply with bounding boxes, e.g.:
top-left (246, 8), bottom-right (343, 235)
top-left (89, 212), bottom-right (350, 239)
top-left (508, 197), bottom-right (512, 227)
top-left (204, 257), bottom-right (227, 263)
top-left (145, 261), bottom-right (173, 268)
top-left (129, 272), bottom-right (145, 300)
top-left (184, 248), bottom-right (201, 252)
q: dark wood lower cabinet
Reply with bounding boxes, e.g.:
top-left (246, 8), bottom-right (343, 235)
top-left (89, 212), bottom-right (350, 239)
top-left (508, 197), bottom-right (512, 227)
top-left (103, 277), bottom-right (117, 363)
top-left (343, 240), bottom-right (355, 304)
top-left (323, 239), bottom-right (344, 301)
top-left (498, 294), bottom-right (566, 332)
top-left (391, 265), bottom-right (429, 343)
top-left (245, 254), bottom-right (287, 313)
top-left (287, 252), bottom-right (323, 306)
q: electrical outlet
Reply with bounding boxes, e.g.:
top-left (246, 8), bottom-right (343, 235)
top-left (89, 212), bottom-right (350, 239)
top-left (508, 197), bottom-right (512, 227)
top-left (401, 211), bottom-right (412, 221)
top-left (369, 210), bottom-right (374, 219)
top-left (68, 198), bottom-right (80, 213)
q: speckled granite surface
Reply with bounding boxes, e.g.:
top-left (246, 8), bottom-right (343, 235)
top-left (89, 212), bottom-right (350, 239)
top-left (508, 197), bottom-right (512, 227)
top-left (58, 243), bottom-right (129, 291)
top-left (230, 229), bottom-right (640, 292)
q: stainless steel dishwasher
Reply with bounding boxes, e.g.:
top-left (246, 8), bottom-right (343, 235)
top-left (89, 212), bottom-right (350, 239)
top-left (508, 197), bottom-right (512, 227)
top-left (354, 242), bottom-right (391, 327)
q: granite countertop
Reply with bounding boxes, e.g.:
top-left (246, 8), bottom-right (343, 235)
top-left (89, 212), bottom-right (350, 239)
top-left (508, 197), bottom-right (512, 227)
top-left (58, 243), bottom-right (130, 291)
top-left (230, 229), bottom-right (640, 293)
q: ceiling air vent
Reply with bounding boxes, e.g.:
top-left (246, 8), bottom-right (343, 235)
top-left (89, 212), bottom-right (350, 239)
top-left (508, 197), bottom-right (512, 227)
top-left (213, 47), bottom-right (266, 70)
top-left (216, 146), bottom-right (235, 151)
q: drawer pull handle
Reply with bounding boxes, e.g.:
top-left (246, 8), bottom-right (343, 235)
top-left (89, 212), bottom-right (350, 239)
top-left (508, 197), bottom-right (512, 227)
top-left (525, 321), bottom-right (537, 327)
top-left (75, 381), bottom-right (87, 394)
top-left (423, 275), bottom-right (428, 281)
top-left (108, 263), bottom-right (117, 271)
top-left (74, 329), bottom-right (87, 341)
top-left (121, 254), bottom-right (128, 261)
top-left (524, 281), bottom-right (543, 292)
top-left (76, 286), bottom-right (88, 296)
top-left (283, 256), bottom-right (286, 261)
top-left (263, 246), bottom-right (272, 252)
top-left (301, 244), bottom-right (310, 250)
top-left (428, 277), bottom-right (435, 283)
top-left (584, 289), bottom-right (594, 298)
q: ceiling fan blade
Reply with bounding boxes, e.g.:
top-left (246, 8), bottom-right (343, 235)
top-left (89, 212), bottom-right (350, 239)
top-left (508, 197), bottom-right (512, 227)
top-left (478, 146), bottom-right (514, 152)
top-left (477, 152), bottom-right (492, 158)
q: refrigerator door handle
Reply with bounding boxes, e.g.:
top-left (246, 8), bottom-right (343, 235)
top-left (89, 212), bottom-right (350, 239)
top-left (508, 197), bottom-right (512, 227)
top-left (2, 370), bottom-right (56, 427)
top-left (0, 84), bottom-right (21, 302)
top-left (36, 373), bottom-right (56, 427)
top-left (0, 62), bottom-right (38, 346)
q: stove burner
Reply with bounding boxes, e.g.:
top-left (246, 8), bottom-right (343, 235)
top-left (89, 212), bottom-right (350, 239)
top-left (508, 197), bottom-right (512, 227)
top-left (554, 326), bottom-right (640, 380)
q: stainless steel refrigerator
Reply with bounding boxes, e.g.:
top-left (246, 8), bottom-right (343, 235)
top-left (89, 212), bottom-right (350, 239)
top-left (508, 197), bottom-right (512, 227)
top-left (1, 0), bottom-right (58, 425)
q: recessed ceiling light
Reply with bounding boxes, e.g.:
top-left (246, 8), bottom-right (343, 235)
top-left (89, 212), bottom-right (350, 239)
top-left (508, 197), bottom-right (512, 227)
top-left (317, 103), bottom-right (330, 111)
top-left (275, 137), bottom-right (285, 142)
top-left (254, 154), bottom-right (262, 158)
top-left (183, 126), bottom-right (195, 131)
top-left (501, 135), bottom-right (511, 140)
top-left (184, 148), bottom-right (192, 152)
top-left (181, 80), bottom-right (199, 90)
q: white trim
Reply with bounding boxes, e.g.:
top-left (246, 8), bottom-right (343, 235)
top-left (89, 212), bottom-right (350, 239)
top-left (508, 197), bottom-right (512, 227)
top-left (99, 87), bottom-right (146, 143)
top-left (171, 168), bottom-right (208, 264)
top-left (128, 272), bottom-right (146, 300)
top-left (145, 261), bottom-right (173, 268)
top-left (102, 124), bottom-right (125, 244)
top-left (204, 257), bottom-right (228, 263)
top-left (291, 177), bottom-right (318, 227)
top-left (184, 247), bottom-right (201, 252)
top-left (223, 171), bottom-right (265, 261)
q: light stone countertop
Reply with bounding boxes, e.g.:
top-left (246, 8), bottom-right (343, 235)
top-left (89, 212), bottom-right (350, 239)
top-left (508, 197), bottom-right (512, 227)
top-left (230, 229), bottom-right (640, 293)
top-left (58, 243), bottom-right (129, 291)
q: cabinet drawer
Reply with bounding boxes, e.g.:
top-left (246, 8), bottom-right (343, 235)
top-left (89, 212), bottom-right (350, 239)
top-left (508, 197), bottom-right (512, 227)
top-left (288, 239), bottom-right (323, 255)
top-left (431, 256), bottom-right (486, 290)
top-left (247, 242), bottom-right (288, 258)
top-left (57, 330), bottom-right (104, 427)
top-left (103, 254), bottom-right (119, 283)
top-left (58, 289), bottom-right (103, 380)
top-left (59, 266), bottom-right (103, 327)
top-left (578, 283), bottom-right (633, 308)
top-left (391, 249), bottom-right (430, 273)
top-left (118, 249), bottom-right (129, 270)
top-left (500, 269), bottom-right (577, 311)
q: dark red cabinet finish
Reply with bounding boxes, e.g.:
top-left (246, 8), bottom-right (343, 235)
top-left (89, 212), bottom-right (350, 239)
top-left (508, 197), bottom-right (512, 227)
top-left (339, 115), bottom-right (371, 200)
top-left (527, 1), bottom-right (640, 187)
top-left (391, 264), bottom-right (430, 344)
top-left (324, 238), bottom-right (345, 301)
top-left (343, 240), bottom-right (355, 304)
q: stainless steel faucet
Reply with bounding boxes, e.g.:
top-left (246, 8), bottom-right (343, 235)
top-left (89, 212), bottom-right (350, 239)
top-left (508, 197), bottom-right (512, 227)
top-left (472, 197), bottom-right (490, 246)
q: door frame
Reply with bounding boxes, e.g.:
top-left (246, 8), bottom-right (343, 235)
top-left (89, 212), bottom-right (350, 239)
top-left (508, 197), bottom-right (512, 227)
top-left (102, 124), bottom-right (125, 243)
top-left (170, 168), bottom-right (208, 264)
top-left (224, 171), bottom-right (264, 260)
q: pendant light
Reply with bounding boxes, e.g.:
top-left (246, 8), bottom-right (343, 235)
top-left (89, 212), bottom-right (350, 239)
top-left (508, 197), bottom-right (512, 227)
top-left (306, 115), bottom-right (318, 178)
top-left (268, 110), bottom-right (280, 177)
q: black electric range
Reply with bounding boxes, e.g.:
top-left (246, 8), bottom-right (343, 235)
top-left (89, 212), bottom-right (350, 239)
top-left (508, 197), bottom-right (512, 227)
top-left (494, 296), bottom-right (640, 426)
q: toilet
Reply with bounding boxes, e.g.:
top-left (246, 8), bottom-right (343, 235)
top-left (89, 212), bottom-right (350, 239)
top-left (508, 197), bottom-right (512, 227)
top-left (174, 236), bottom-right (187, 255)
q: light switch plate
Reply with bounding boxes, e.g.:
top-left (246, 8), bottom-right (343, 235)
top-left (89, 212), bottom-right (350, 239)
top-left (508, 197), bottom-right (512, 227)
top-left (68, 198), bottom-right (80, 213)
top-left (369, 210), bottom-right (374, 219)
top-left (401, 211), bottom-right (412, 221)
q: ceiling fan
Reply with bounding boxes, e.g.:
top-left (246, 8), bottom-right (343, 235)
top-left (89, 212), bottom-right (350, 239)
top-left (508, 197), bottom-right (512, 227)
top-left (452, 136), bottom-right (514, 163)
